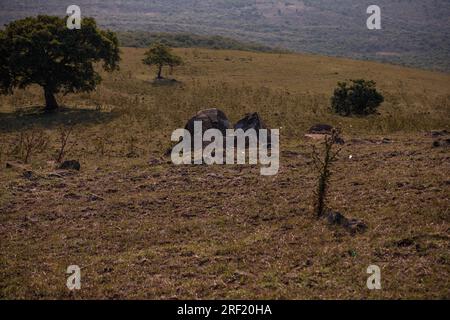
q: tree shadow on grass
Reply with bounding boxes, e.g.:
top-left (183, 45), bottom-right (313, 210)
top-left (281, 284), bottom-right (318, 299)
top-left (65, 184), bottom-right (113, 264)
top-left (0, 106), bottom-right (120, 133)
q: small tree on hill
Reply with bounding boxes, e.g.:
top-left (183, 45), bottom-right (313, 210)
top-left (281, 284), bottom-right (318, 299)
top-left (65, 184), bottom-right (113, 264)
top-left (142, 43), bottom-right (183, 79)
top-left (0, 15), bottom-right (120, 112)
top-left (331, 79), bottom-right (384, 116)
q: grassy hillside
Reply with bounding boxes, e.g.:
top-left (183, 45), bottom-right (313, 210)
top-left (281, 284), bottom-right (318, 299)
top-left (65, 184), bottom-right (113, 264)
top-left (2, 48), bottom-right (448, 135)
top-left (0, 49), bottom-right (449, 299)
top-left (1, 0), bottom-right (449, 72)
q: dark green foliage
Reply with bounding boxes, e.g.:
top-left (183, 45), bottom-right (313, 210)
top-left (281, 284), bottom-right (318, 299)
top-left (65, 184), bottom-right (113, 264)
top-left (142, 43), bottom-right (183, 79)
top-left (331, 79), bottom-right (384, 116)
top-left (2, 1), bottom-right (449, 72)
top-left (0, 15), bottom-right (120, 111)
top-left (117, 32), bottom-right (287, 53)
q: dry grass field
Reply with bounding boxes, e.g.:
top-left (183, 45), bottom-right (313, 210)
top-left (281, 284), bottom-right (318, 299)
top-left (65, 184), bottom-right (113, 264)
top-left (0, 48), bottom-right (449, 299)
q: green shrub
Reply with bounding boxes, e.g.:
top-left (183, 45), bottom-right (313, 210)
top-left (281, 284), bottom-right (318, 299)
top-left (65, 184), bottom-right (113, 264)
top-left (142, 43), bottom-right (183, 79)
top-left (331, 79), bottom-right (384, 116)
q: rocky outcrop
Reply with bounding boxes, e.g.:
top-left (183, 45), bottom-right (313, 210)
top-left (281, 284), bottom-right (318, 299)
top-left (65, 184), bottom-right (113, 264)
top-left (185, 108), bottom-right (232, 136)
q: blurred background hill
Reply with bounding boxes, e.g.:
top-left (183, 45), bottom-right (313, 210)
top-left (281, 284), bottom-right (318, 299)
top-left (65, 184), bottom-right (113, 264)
top-left (1, 0), bottom-right (449, 72)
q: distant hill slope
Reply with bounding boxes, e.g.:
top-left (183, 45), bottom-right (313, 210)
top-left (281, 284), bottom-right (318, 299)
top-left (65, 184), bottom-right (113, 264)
top-left (116, 32), bottom-right (288, 53)
top-left (1, 0), bottom-right (449, 72)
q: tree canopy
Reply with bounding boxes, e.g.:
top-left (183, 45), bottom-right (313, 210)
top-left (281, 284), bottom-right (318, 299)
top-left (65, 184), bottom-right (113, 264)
top-left (0, 15), bottom-right (121, 111)
top-left (331, 79), bottom-right (384, 116)
top-left (142, 43), bottom-right (183, 79)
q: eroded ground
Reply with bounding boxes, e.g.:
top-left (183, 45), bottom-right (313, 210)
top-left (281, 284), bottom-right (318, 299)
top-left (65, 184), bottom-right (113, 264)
top-left (1, 132), bottom-right (449, 299)
top-left (0, 48), bottom-right (449, 299)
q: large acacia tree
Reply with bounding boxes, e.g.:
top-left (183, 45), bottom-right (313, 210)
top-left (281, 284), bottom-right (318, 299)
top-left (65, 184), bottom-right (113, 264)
top-left (0, 15), bottom-right (120, 111)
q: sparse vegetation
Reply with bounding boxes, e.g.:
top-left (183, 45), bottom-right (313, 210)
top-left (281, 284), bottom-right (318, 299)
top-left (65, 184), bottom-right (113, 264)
top-left (2, 1), bottom-right (450, 72)
top-left (13, 128), bottom-right (49, 164)
top-left (55, 123), bottom-right (75, 163)
top-left (311, 129), bottom-right (342, 217)
top-left (0, 47), bottom-right (449, 299)
top-left (117, 32), bottom-right (286, 53)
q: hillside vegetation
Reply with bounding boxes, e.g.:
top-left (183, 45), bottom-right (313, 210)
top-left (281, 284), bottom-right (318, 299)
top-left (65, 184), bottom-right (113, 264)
top-left (117, 32), bottom-right (287, 53)
top-left (1, 0), bottom-right (449, 71)
top-left (0, 48), bottom-right (449, 299)
top-left (2, 48), bottom-right (449, 134)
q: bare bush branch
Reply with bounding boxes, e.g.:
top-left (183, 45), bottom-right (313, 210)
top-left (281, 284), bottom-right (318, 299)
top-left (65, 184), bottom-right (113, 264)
top-left (11, 128), bottom-right (49, 164)
top-left (56, 123), bottom-right (75, 163)
top-left (311, 129), bottom-right (342, 218)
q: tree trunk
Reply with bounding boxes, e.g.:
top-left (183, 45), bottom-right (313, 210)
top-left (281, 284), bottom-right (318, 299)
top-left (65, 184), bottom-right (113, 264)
top-left (44, 87), bottom-right (58, 111)
top-left (157, 65), bottom-right (163, 79)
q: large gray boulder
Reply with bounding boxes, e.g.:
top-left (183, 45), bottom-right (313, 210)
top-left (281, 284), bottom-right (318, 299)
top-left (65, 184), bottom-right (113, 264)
top-left (234, 112), bottom-right (268, 132)
top-left (185, 108), bottom-right (232, 136)
top-left (234, 112), bottom-right (271, 145)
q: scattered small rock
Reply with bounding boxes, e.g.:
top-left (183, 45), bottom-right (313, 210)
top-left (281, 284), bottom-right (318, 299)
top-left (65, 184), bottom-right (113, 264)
top-left (6, 161), bottom-right (29, 171)
top-left (308, 124), bottom-right (334, 134)
top-left (305, 134), bottom-right (345, 145)
top-left (47, 172), bottom-right (64, 179)
top-left (324, 211), bottom-right (367, 235)
top-left (305, 124), bottom-right (344, 144)
top-left (432, 138), bottom-right (450, 148)
top-left (64, 192), bottom-right (82, 200)
top-left (22, 170), bottom-right (37, 180)
top-left (430, 130), bottom-right (449, 137)
top-left (397, 238), bottom-right (415, 247)
top-left (148, 157), bottom-right (163, 166)
top-left (305, 133), bottom-right (327, 141)
top-left (59, 160), bottom-right (81, 171)
top-left (88, 193), bottom-right (104, 201)
top-left (182, 212), bottom-right (197, 218)
top-left (126, 151), bottom-right (139, 158)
